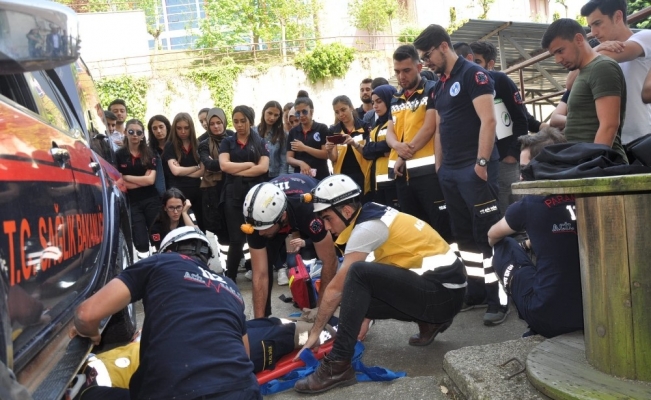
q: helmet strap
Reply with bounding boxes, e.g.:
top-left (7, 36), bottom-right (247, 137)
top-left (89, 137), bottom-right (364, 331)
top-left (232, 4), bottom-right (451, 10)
top-left (332, 203), bottom-right (358, 227)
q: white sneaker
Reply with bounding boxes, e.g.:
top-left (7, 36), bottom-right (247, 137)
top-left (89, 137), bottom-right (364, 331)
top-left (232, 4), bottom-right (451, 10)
top-left (277, 267), bottom-right (289, 286)
top-left (244, 270), bottom-right (253, 281)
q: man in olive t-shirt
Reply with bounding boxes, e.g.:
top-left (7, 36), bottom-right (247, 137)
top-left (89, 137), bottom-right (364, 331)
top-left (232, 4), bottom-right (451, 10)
top-left (542, 19), bottom-right (627, 161)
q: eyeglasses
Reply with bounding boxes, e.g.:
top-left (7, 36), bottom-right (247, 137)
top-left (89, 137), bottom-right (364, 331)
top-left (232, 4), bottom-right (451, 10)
top-left (166, 206), bottom-right (183, 212)
top-left (420, 47), bottom-right (437, 63)
top-left (294, 109), bottom-right (310, 117)
top-left (127, 129), bottom-right (144, 136)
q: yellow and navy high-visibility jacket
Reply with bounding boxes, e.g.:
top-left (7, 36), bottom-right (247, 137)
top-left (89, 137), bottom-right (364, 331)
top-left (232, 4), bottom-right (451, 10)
top-left (330, 120), bottom-right (372, 194)
top-left (364, 120), bottom-right (393, 189)
top-left (335, 202), bottom-right (467, 288)
top-left (388, 78), bottom-right (437, 179)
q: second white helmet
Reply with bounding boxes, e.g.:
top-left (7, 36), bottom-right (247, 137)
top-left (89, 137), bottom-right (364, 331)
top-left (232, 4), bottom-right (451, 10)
top-left (242, 182), bottom-right (288, 230)
top-left (311, 175), bottom-right (361, 212)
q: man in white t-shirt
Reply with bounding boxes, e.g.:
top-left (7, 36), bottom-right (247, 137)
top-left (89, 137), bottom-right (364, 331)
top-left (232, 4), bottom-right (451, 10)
top-left (581, 0), bottom-right (651, 145)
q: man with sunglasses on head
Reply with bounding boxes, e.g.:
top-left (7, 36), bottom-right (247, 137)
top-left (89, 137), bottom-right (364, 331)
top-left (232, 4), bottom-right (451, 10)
top-left (385, 44), bottom-right (452, 244)
top-left (414, 25), bottom-right (508, 327)
top-left (242, 174), bottom-right (338, 318)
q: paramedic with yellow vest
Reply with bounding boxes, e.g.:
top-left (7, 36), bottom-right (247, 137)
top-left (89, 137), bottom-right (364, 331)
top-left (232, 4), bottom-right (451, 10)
top-left (293, 175), bottom-right (466, 394)
top-left (326, 95), bottom-right (372, 202)
top-left (362, 84), bottom-right (399, 207)
top-left (385, 44), bottom-right (451, 242)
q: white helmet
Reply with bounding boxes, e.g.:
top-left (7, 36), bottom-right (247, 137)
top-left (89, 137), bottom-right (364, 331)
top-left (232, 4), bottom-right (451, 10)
top-left (242, 182), bottom-right (288, 231)
top-left (159, 226), bottom-right (212, 260)
top-left (311, 174), bottom-right (361, 212)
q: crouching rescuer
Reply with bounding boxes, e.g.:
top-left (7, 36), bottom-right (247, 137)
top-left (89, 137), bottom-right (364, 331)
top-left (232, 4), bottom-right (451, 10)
top-left (293, 174), bottom-right (467, 394)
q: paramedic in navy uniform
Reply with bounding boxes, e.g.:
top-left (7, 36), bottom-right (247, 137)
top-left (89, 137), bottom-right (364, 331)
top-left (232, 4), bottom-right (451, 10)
top-left (70, 227), bottom-right (260, 400)
top-left (242, 174), bottom-right (339, 318)
top-left (293, 175), bottom-right (467, 394)
top-left (414, 24), bottom-right (508, 326)
top-left (488, 128), bottom-right (583, 338)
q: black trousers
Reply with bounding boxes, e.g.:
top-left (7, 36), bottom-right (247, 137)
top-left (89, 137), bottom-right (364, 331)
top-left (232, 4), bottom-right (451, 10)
top-left (373, 184), bottom-right (399, 209)
top-left (395, 173), bottom-right (452, 242)
top-left (81, 383), bottom-right (261, 400)
top-left (329, 261), bottom-right (465, 361)
top-left (129, 195), bottom-right (160, 253)
top-left (492, 237), bottom-right (584, 337)
top-left (438, 162), bottom-right (503, 307)
top-left (254, 233), bottom-right (318, 317)
top-left (223, 184), bottom-right (246, 282)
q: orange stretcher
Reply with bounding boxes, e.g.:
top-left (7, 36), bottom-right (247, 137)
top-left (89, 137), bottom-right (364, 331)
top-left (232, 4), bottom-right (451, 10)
top-left (256, 340), bottom-right (333, 385)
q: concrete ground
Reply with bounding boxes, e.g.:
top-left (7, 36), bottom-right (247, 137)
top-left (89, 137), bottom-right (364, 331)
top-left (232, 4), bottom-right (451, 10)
top-left (135, 269), bottom-right (528, 399)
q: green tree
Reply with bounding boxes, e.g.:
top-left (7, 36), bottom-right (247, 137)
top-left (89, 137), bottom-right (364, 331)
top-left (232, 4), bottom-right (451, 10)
top-left (555, 0), bottom-right (569, 18)
top-left (628, 0), bottom-right (651, 29)
top-left (348, 0), bottom-right (400, 36)
top-left (447, 7), bottom-right (467, 34)
top-left (197, 0), bottom-right (315, 58)
top-left (477, 0), bottom-right (495, 20)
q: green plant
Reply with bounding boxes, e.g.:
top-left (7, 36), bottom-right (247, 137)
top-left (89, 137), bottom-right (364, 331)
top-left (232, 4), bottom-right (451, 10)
top-left (397, 26), bottom-right (420, 43)
top-left (349, 0), bottom-right (400, 35)
top-left (96, 76), bottom-right (149, 122)
top-left (185, 61), bottom-right (243, 124)
top-left (295, 43), bottom-right (355, 83)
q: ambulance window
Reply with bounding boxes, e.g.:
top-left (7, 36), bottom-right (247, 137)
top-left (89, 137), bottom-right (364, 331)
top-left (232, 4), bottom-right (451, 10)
top-left (24, 71), bottom-right (71, 133)
top-left (0, 74), bottom-right (38, 113)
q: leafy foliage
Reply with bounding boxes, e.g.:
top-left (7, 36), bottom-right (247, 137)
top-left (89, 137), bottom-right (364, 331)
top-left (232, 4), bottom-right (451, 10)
top-left (477, 0), bottom-right (495, 20)
top-left (96, 76), bottom-right (149, 122)
top-left (184, 61), bottom-right (243, 122)
top-left (628, 0), bottom-right (651, 29)
top-left (397, 26), bottom-right (420, 44)
top-left (294, 43), bottom-right (355, 83)
top-left (197, 0), bottom-right (315, 50)
top-left (447, 7), bottom-right (467, 34)
top-left (348, 0), bottom-right (400, 35)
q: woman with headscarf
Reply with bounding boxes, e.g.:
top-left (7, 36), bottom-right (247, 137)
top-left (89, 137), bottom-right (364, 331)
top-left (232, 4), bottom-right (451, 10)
top-left (199, 108), bottom-right (233, 244)
top-left (218, 106), bottom-right (269, 282)
top-left (362, 84), bottom-right (398, 207)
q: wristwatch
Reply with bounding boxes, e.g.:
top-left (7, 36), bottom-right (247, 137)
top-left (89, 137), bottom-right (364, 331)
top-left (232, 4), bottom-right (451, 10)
top-left (476, 158), bottom-right (488, 167)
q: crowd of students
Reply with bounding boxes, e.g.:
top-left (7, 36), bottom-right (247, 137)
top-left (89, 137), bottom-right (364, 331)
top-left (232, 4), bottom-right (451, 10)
top-left (74, 0), bottom-right (651, 397)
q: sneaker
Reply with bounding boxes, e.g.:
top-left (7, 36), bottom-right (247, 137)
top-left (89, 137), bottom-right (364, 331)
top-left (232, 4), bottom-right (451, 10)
top-left (460, 302), bottom-right (488, 312)
top-left (521, 327), bottom-right (538, 338)
top-left (244, 270), bottom-right (253, 281)
top-left (483, 305), bottom-right (510, 326)
top-left (70, 365), bottom-right (98, 400)
top-left (277, 267), bottom-right (289, 286)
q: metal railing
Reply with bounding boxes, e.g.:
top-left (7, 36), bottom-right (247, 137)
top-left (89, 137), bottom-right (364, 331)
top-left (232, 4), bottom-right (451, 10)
top-left (86, 35), bottom-right (406, 79)
top-left (504, 6), bottom-right (651, 104)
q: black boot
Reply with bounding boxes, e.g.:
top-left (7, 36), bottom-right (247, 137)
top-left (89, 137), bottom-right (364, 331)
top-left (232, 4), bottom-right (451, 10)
top-left (294, 356), bottom-right (356, 394)
top-left (408, 320), bottom-right (452, 346)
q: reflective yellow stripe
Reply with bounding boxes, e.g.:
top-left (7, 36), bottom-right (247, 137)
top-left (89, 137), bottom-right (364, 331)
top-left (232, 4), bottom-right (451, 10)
top-left (388, 159), bottom-right (396, 168)
top-left (410, 248), bottom-right (458, 275)
top-left (459, 250), bottom-right (484, 264)
top-left (380, 208), bottom-right (399, 226)
top-left (376, 174), bottom-right (391, 183)
top-left (466, 266), bottom-right (485, 277)
top-left (485, 273), bottom-right (499, 284)
top-left (443, 282), bottom-right (468, 289)
top-left (405, 155), bottom-right (435, 169)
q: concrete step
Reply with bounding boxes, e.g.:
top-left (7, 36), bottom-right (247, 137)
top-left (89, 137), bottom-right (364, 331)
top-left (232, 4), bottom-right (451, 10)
top-left (443, 336), bottom-right (551, 400)
top-left (268, 376), bottom-right (451, 399)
